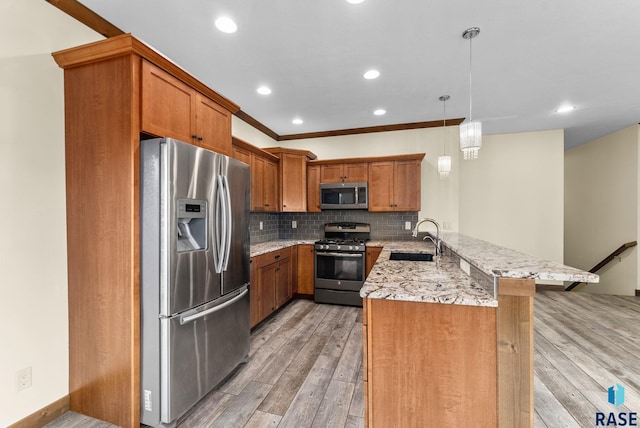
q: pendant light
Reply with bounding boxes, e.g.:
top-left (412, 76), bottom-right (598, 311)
top-left (459, 27), bottom-right (481, 160)
top-left (437, 95), bottom-right (451, 179)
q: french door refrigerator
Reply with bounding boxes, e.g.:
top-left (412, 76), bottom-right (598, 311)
top-left (140, 138), bottom-right (250, 427)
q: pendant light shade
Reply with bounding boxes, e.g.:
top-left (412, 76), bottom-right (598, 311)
top-left (437, 155), bottom-right (452, 177)
top-left (437, 95), bottom-right (451, 178)
top-left (460, 27), bottom-right (482, 160)
top-left (459, 120), bottom-right (482, 160)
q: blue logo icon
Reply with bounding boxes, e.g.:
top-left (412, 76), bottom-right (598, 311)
top-left (609, 384), bottom-right (626, 408)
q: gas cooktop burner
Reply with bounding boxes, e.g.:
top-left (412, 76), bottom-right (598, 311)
top-left (315, 238), bottom-right (367, 245)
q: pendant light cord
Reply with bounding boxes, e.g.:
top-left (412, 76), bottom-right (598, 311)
top-left (442, 98), bottom-right (447, 155)
top-left (468, 35), bottom-right (473, 122)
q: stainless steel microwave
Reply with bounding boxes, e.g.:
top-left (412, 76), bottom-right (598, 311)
top-left (320, 182), bottom-right (368, 210)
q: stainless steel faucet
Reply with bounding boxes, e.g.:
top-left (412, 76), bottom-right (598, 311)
top-left (412, 218), bottom-right (442, 255)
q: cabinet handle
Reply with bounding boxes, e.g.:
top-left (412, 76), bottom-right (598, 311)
top-left (274, 255), bottom-right (280, 259)
top-left (197, 136), bottom-right (203, 141)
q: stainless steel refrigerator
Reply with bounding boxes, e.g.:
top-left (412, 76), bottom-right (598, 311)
top-left (140, 138), bottom-right (250, 427)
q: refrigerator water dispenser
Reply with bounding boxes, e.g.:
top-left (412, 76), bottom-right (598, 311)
top-left (176, 199), bottom-right (207, 252)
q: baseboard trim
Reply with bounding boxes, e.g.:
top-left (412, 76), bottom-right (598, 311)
top-left (8, 395), bottom-right (70, 428)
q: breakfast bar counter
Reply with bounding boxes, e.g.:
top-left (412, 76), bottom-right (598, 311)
top-left (360, 233), bottom-right (598, 428)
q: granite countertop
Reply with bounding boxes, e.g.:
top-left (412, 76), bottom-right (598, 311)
top-left (250, 239), bottom-right (315, 257)
top-left (439, 232), bottom-right (599, 283)
top-left (361, 241), bottom-right (498, 307)
top-left (362, 233), bottom-right (598, 307)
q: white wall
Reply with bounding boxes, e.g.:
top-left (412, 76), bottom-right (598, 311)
top-left (232, 116), bottom-right (278, 148)
top-left (459, 130), bottom-right (565, 264)
top-left (0, 1), bottom-right (101, 426)
top-left (565, 125), bottom-right (639, 295)
top-left (272, 126), bottom-right (462, 235)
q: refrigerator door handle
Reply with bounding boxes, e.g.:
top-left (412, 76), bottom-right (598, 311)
top-left (179, 287), bottom-right (248, 324)
top-left (214, 175), bottom-right (226, 273)
top-left (222, 175), bottom-right (232, 271)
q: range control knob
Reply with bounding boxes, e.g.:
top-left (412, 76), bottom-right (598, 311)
top-left (336, 245), bottom-right (341, 250)
top-left (349, 246), bottom-right (354, 250)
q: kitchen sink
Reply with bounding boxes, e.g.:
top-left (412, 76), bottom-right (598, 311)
top-left (389, 252), bottom-right (434, 262)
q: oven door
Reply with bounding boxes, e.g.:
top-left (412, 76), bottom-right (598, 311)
top-left (315, 250), bottom-right (365, 291)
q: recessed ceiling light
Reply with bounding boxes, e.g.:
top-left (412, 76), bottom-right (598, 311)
top-left (374, 109), bottom-right (386, 116)
top-left (555, 105), bottom-right (575, 113)
top-left (347, 0), bottom-right (366, 4)
top-left (215, 16), bottom-right (237, 33)
top-left (257, 86), bottom-right (272, 95)
top-left (363, 69), bottom-right (380, 80)
top-left (292, 118), bottom-right (303, 125)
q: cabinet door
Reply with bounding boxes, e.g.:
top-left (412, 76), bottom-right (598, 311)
top-left (257, 263), bottom-right (277, 320)
top-left (344, 162), bottom-right (369, 182)
top-left (320, 164), bottom-right (345, 183)
top-left (141, 60), bottom-right (194, 143)
top-left (251, 155), bottom-right (265, 211)
top-left (264, 159), bottom-right (279, 212)
top-left (249, 259), bottom-right (260, 328)
top-left (194, 93), bottom-right (231, 156)
top-left (393, 160), bottom-right (421, 211)
top-left (307, 165), bottom-right (321, 212)
top-left (281, 154), bottom-right (307, 212)
top-left (275, 257), bottom-right (292, 308)
top-left (296, 244), bottom-right (315, 295)
top-left (232, 145), bottom-right (252, 166)
top-left (368, 161), bottom-right (395, 211)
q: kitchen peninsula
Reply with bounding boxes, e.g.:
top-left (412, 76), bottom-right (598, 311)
top-left (361, 234), bottom-right (598, 428)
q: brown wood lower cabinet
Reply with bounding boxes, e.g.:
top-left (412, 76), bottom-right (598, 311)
top-left (296, 244), bottom-right (315, 295)
top-left (365, 246), bottom-right (383, 278)
top-left (363, 297), bottom-right (497, 427)
top-left (250, 247), bottom-right (293, 328)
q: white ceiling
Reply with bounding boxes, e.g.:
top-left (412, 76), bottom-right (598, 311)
top-left (76, 0), bottom-right (640, 148)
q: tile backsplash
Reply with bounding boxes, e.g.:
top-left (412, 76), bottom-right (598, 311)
top-left (250, 210), bottom-right (418, 243)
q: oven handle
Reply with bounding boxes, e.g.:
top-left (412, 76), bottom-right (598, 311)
top-left (316, 252), bottom-right (363, 258)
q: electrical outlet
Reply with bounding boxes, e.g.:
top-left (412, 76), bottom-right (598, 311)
top-left (259, 221), bottom-right (263, 230)
top-left (16, 367), bottom-right (32, 391)
top-left (292, 221), bottom-right (297, 229)
top-left (443, 221), bottom-right (452, 230)
top-left (405, 221), bottom-right (411, 230)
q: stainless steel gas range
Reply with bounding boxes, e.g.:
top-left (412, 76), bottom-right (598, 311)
top-left (314, 222), bottom-right (371, 307)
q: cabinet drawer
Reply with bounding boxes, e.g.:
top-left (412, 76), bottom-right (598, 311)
top-left (254, 246), bottom-right (292, 268)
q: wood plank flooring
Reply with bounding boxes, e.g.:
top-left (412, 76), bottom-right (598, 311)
top-left (45, 291), bottom-right (640, 428)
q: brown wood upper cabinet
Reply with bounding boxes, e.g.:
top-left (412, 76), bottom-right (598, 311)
top-left (320, 162), bottom-right (368, 183)
top-left (251, 155), bottom-right (279, 212)
top-left (369, 159), bottom-right (422, 211)
top-left (141, 60), bottom-right (232, 155)
top-left (265, 148), bottom-right (317, 212)
top-left (306, 165), bottom-right (321, 212)
top-left (232, 138), bottom-right (279, 212)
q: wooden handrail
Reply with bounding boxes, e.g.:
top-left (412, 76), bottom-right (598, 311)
top-left (566, 241), bottom-right (637, 291)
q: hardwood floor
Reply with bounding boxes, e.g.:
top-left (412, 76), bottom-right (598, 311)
top-left (45, 292), bottom-right (640, 428)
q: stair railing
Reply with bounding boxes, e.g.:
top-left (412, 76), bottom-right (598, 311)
top-left (566, 241), bottom-right (637, 291)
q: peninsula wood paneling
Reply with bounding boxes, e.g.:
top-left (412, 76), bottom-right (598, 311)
top-left (497, 278), bottom-right (535, 428)
top-left (364, 298), bottom-right (497, 427)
